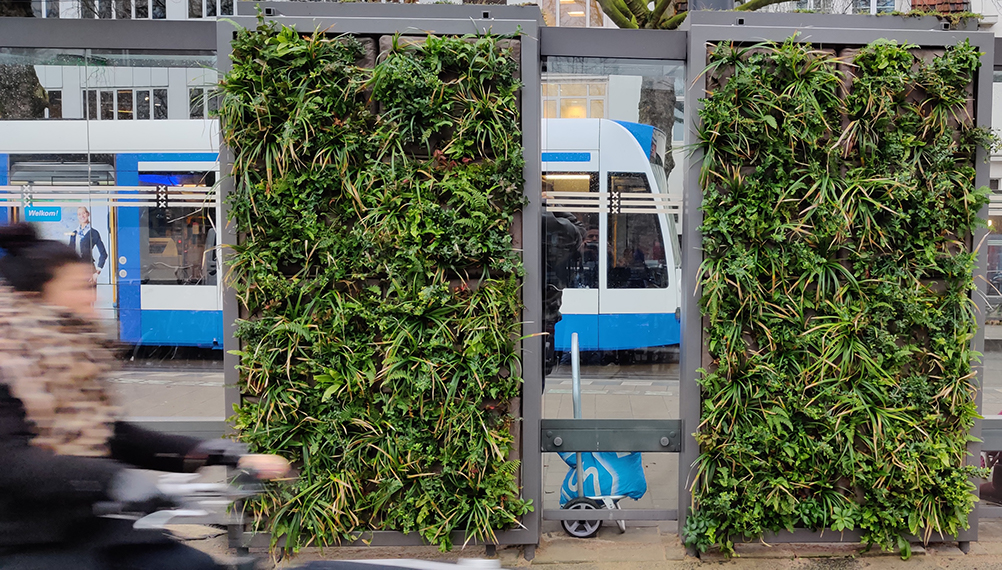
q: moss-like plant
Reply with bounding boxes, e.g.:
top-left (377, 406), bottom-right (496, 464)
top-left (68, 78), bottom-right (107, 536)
top-left (218, 18), bottom-right (529, 551)
top-left (686, 37), bottom-right (994, 557)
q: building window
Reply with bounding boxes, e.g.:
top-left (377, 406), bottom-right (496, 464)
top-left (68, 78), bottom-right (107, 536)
top-left (82, 89), bottom-right (167, 120)
top-left (117, 90), bottom-right (133, 120)
top-left (540, 0), bottom-right (605, 27)
top-left (853, 0), bottom-right (894, 13)
top-left (115, 0), bottom-right (131, 18)
top-left (137, 90), bottom-right (151, 120)
top-left (542, 80), bottom-right (608, 119)
top-left (153, 89), bottom-right (168, 120)
top-left (189, 88), bottom-right (204, 119)
top-left (100, 91), bottom-right (114, 120)
top-left (47, 91), bottom-right (62, 119)
top-left (188, 0), bottom-right (233, 18)
top-left (78, 0), bottom-right (162, 18)
top-left (188, 87), bottom-right (218, 119)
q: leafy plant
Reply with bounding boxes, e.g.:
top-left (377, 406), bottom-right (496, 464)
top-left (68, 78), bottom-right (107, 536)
top-left (688, 37), bottom-right (994, 557)
top-left (219, 17), bottom-right (529, 551)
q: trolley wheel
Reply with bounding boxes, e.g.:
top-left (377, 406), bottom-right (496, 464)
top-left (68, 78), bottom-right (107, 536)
top-left (561, 497), bottom-right (603, 538)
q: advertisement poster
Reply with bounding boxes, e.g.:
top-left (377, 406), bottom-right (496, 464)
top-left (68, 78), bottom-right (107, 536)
top-left (26, 204), bottom-right (116, 321)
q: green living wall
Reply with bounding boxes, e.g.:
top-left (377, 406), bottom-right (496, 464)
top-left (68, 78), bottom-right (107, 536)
top-left (219, 20), bottom-right (529, 550)
top-left (687, 37), bottom-right (994, 555)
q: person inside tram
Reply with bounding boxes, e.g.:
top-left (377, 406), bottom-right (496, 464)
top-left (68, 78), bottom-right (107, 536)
top-left (0, 223), bottom-right (289, 569)
top-left (543, 208), bottom-right (585, 378)
top-left (68, 207), bottom-right (108, 284)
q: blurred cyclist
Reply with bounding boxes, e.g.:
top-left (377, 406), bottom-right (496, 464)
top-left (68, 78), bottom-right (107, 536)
top-left (0, 223), bottom-right (288, 570)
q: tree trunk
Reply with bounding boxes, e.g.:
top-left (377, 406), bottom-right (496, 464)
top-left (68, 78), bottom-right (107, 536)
top-left (0, 0), bottom-right (33, 16)
top-left (0, 0), bottom-right (51, 120)
top-left (638, 76), bottom-right (676, 178)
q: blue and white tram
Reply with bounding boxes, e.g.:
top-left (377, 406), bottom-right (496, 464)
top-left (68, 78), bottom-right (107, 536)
top-left (542, 119), bottom-right (682, 352)
top-left (0, 147), bottom-right (223, 349)
top-left (1, 119), bottom-right (680, 353)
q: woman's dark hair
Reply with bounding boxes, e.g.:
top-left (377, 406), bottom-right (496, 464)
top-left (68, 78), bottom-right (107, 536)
top-left (0, 223), bottom-right (84, 292)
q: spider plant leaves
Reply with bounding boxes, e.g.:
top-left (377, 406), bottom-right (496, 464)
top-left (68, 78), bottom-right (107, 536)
top-left (222, 19), bottom-right (528, 551)
top-left (688, 37), bottom-right (992, 558)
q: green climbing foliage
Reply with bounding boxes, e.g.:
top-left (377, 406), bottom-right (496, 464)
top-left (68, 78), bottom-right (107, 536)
top-left (686, 36), bottom-right (995, 557)
top-left (218, 17), bottom-right (530, 551)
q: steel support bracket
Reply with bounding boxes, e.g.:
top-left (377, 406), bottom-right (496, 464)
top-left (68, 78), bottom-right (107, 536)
top-left (539, 419), bottom-right (682, 452)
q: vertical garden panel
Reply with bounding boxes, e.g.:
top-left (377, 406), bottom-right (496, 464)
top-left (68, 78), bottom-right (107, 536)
top-left (681, 13), bottom-right (995, 555)
top-left (215, 7), bottom-right (542, 550)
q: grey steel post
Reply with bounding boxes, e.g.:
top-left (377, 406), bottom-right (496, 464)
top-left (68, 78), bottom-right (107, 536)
top-left (571, 332), bottom-right (584, 498)
top-left (216, 19), bottom-right (241, 436)
top-left (966, 25), bottom-right (995, 540)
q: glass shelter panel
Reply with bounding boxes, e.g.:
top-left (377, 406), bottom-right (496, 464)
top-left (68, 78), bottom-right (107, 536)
top-left (0, 47), bottom-right (224, 424)
top-left (541, 56), bottom-right (685, 523)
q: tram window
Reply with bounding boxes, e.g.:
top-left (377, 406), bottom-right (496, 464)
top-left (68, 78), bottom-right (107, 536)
top-left (542, 172), bottom-right (599, 290)
top-left (152, 0), bottom-right (165, 18)
top-left (117, 90), bottom-right (133, 120)
top-left (139, 172), bottom-right (217, 286)
top-left (140, 207), bottom-right (217, 286)
top-left (188, 0), bottom-right (201, 18)
top-left (219, 0), bottom-right (231, 14)
top-left (9, 155), bottom-right (116, 186)
top-left (135, 0), bottom-right (148, 17)
top-left (98, 0), bottom-right (112, 18)
top-left (206, 0), bottom-right (216, 17)
top-left (100, 91), bottom-right (114, 120)
top-left (137, 90), bottom-right (150, 120)
top-left (48, 91), bottom-right (62, 119)
top-left (46, 0), bottom-right (59, 18)
top-left (153, 89), bottom-right (168, 120)
top-left (81, 0), bottom-right (96, 17)
top-left (607, 173), bottom-right (669, 289)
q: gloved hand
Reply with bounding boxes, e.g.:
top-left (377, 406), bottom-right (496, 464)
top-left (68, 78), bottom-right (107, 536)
top-left (103, 469), bottom-right (177, 515)
top-left (190, 438), bottom-right (249, 468)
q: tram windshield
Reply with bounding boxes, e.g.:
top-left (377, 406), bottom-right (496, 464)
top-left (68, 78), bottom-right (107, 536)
top-left (138, 171), bottom-right (217, 286)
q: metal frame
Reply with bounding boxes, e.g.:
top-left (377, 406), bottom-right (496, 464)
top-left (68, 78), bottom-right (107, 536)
top-left (540, 419), bottom-right (683, 452)
top-left (216, 4), bottom-right (543, 551)
top-left (680, 10), bottom-right (996, 546)
top-left (3, 6), bottom-right (1002, 553)
top-left (535, 25), bottom-right (690, 529)
top-left (0, 17), bottom-right (214, 50)
top-left (539, 26), bottom-right (686, 60)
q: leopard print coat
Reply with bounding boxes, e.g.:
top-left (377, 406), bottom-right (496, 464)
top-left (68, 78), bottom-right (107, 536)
top-left (0, 286), bottom-right (119, 457)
